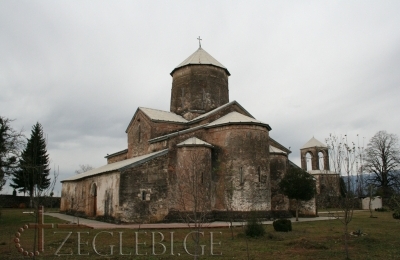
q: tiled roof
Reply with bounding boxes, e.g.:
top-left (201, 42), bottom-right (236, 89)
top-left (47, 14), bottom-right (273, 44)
top-left (177, 137), bottom-right (213, 148)
top-left (206, 111), bottom-right (271, 130)
top-left (62, 149), bottom-right (168, 182)
top-left (188, 100), bottom-right (254, 123)
top-left (171, 47), bottom-right (230, 76)
top-left (139, 107), bottom-right (188, 123)
top-left (301, 137), bottom-right (327, 149)
top-left (269, 145), bottom-right (287, 154)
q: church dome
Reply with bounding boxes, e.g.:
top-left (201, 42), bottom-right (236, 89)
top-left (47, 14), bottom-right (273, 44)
top-left (170, 46), bottom-right (230, 120)
top-left (170, 47), bottom-right (230, 76)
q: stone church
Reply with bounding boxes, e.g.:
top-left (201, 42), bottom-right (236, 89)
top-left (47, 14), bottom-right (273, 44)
top-left (60, 46), bottom-right (319, 223)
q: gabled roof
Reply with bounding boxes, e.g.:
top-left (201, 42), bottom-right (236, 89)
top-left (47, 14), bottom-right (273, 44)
top-left (206, 111), bottom-right (272, 130)
top-left (289, 160), bottom-right (301, 169)
top-left (126, 107), bottom-right (187, 132)
top-left (62, 149), bottom-right (168, 182)
top-left (139, 107), bottom-right (188, 123)
top-left (189, 100), bottom-right (254, 124)
top-left (177, 137), bottom-right (213, 148)
top-left (269, 145), bottom-right (287, 154)
top-left (171, 47), bottom-right (230, 76)
top-left (270, 137), bottom-right (291, 154)
top-left (301, 137), bottom-right (327, 149)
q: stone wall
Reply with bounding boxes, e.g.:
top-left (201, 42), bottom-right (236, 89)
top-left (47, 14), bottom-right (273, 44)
top-left (118, 153), bottom-right (169, 223)
top-left (171, 146), bottom-right (212, 212)
top-left (60, 171), bottom-right (120, 218)
top-left (270, 153), bottom-right (289, 211)
top-left (207, 125), bottom-right (270, 212)
top-left (170, 65), bottom-right (229, 120)
top-left (106, 150), bottom-right (127, 164)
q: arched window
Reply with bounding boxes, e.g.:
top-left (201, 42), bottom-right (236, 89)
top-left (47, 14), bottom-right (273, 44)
top-left (318, 151), bottom-right (325, 170)
top-left (142, 190), bottom-right (146, 201)
top-left (258, 166), bottom-right (261, 182)
top-left (306, 152), bottom-right (312, 171)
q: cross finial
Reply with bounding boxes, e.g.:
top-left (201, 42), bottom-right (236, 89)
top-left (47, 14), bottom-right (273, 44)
top-left (197, 36), bottom-right (202, 48)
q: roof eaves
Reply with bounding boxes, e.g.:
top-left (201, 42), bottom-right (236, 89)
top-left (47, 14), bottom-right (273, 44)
top-left (177, 143), bottom-right (214, 148)
top-left (119, 149), bottom-right (169, 171)
top-left (148, 124), bottom-right (209, 144)
top-left (170, 64), bottom-right (230, 76)
top-left (205, 121), bottom-right (272, 130)
top-left (188, 100), bottom-right (254, 124)
top-left (270, 138), bottom-right (291, 154)
top-left (105, 149), bottom-right (128, 159)
top-left (150, 119), bottom-right (188, 124)
top-left (61, 169), bottom-right (120, 183)
top-left (62, 149), bottom-right (169, 182)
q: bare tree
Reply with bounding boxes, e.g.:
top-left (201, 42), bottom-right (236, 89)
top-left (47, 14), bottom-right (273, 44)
top-left (364, 131), bottom-right (400, 199)
top-left (75, 164), bottom-right (94, 174)
top-left (223, 162), bottom-right (236, 240)
top-left (174, 148), bottom-right (212, 259)
top-left (326, 134), bottom-right (360, 260)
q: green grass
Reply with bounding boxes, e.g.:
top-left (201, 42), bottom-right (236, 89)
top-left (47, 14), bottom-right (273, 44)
top-left (0, 208), bottom-right (399, 259)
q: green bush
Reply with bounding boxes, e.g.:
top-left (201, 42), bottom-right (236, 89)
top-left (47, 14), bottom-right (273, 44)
top-left (273, 219), bottom-right (292, 232)
top-left (393, 210), bottom-right (400, 219)
top-left (245, 218), bottom-right (265, 238)
top-left (375, 207), bottom-right (388, 212)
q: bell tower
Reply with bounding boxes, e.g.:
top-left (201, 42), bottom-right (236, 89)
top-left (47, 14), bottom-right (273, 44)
top-left (170, 45), bottom-right (230, 120)
top-left (300, 137), bottom-right (330, 171)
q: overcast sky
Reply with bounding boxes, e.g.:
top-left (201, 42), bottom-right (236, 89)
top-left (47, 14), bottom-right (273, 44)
top-left (1, 1), bottom-right (399, 195)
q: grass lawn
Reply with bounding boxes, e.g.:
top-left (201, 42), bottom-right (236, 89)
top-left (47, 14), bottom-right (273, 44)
top-left (0, 208), bottom-right (399, 259)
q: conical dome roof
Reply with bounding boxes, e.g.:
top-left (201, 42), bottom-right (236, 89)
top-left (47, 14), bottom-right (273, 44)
top-left (301, 137), bottom-right (327, 149)
top-left (170, 47), bottom-right (230, 76)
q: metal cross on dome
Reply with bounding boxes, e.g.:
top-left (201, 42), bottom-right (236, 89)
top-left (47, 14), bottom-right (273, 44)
top-left (197, 36), bottom-right (202, 48)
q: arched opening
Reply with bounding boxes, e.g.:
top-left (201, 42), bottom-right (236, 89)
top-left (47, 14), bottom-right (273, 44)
top-left (90, 183), bottom-right (97, 216)
top-left (306, 152), bottom-right (313, 171)
top-left (239, 167), bottom-right (243, 185)
top-left (318, 151), bottom-right (325, 170)
top-left (141, 190), bottom-right (146, 201)
top-left (258, 166), bottom-right (261, 182)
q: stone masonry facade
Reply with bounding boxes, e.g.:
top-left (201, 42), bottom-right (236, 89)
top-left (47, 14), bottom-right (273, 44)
top-left (60, 46), bottom-right (318, 223)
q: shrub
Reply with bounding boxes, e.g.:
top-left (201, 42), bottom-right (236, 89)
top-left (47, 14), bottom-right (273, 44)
top-left (393, 210), bottom-right (400, 219)
top-left (375, 207), bottom-right (388, 212)
top-left (273, 219), bottom-right (292, 232)
top-left (245, 218), bottom-right (265, 238)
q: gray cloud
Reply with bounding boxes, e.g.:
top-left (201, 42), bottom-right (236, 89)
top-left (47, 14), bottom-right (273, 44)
top-left (1, 1), bottom-right (400, 195)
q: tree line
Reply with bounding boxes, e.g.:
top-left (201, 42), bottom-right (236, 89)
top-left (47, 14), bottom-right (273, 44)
top-left (0, 116), bottom-right (55, 208)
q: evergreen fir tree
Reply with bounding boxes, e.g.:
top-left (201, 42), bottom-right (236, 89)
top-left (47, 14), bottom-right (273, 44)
top-left (11, 122), bottom-right (50, 207)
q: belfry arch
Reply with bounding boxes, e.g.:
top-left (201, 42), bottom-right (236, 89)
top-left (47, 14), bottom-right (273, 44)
top-left (300, 137), bottom-right (329, 171)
